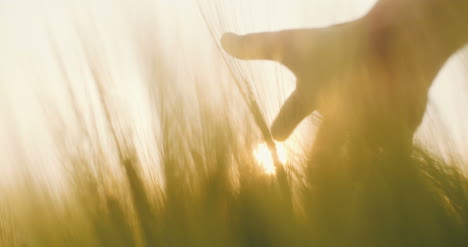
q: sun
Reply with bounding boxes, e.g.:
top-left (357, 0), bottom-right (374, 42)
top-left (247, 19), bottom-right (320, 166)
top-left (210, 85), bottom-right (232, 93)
top-left (253, 142), bottom-right (287, 175)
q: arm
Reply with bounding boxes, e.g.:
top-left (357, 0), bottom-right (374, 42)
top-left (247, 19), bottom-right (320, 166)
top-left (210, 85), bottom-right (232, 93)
top-left (367, 0), bottom-right (468, 60)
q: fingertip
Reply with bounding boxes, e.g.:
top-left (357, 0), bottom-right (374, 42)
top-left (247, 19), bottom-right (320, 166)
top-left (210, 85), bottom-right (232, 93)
top-left (220, 32), bottom-right (239, 53)
top-left (271, 122), bottom-right (290, 142)
top-left (221, 32), bottom-right (236, 43)
top-left (270, 90), bottom-right (313, 142)
top-left (271, 108), bottom-right (298, 142)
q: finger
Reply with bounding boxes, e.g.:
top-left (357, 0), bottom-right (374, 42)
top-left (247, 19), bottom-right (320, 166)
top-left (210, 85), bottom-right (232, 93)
top-left (221, 31), bottom-right (292, 62)
top-left (271, 90), bottom-right (313, 141)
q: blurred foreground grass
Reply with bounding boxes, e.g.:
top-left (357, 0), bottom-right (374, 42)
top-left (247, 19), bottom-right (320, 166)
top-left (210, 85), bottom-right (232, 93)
top-left (1, 71), bottom-right (468, 246)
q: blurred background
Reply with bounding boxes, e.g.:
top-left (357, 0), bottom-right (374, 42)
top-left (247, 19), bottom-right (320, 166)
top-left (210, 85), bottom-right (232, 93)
top-left (1, 0), bottom-right (468, 246)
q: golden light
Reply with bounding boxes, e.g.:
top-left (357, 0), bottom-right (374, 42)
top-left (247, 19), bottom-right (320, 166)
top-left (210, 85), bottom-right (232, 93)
top-left (253, 142), bottom-right (287, 175)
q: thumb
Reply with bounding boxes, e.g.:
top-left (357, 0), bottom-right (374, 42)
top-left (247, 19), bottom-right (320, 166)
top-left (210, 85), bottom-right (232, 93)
top-left (271, 90), bottom-right (313, 141)
top-left (221, 31), bottom-right (290, 62)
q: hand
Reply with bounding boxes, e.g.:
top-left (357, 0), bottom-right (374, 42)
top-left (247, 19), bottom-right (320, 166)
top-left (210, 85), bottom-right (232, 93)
top-left (221, 16), bottom-right (450, 145)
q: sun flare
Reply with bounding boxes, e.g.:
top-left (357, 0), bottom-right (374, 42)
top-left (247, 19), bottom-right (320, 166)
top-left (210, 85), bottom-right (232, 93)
top-left (253, 142), bottom-right (287, 175)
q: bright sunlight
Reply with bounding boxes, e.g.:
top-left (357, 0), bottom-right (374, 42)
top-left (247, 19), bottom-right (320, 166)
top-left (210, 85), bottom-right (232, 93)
top-left (253, 142), bottom-right (287, 174)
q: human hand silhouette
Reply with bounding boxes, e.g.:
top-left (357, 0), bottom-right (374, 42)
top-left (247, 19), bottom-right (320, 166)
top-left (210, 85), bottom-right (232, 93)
top-left (221, 22), bottom-right (367, 141)
top-left (221, 13), bottom-right (459, 145)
